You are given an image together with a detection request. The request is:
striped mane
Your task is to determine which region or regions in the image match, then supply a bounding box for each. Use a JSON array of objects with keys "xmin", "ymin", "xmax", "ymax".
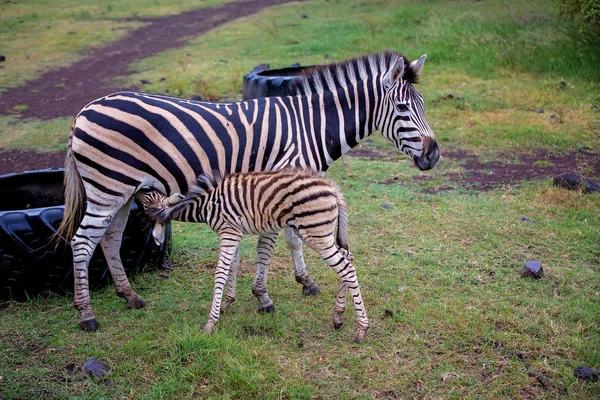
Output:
[{"xmin": 289, "ymin": 52, "xmax": 418, "ymax": 95}]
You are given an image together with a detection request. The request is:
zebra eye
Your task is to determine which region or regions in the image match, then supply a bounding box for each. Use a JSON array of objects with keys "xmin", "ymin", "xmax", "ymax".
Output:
[{"xmin": 396, "ymin": 103, "xmax": 409, "ymax": 112}]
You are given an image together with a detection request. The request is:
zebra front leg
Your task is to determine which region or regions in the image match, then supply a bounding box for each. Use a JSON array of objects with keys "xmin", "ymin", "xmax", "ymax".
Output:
[
  {"xmin": 221, "ymin": 246, "xmax": 240, "ymax": 313},
  {"xmin": 284, "ymin": 227, "xmax": 320, "ymax": 296},
  {"xmin": 204, "ymin": 236, "xmax": 240, "ymax": 333},
  {"xmin": 252, "ymin": 232, "xmax": 278, "ymax": 313},
  {"xmin": 71, "ymin": 207, "xmax": 117, "ymax": 331},
  {"xmin": 99, "ymin": 197, "xmax": 146, "ymax": 310}
]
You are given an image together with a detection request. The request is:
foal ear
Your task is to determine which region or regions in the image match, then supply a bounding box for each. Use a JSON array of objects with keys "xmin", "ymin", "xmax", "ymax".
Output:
[
  {"xmin": 383, "ymin": 57, "xmax": 405, "ymax": 88},
  {"xmin": 409, "ymin": 54, "xmax": 427, "ymax": 76}
]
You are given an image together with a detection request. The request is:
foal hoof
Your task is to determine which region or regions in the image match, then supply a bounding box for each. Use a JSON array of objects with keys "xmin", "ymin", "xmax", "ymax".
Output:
[
  {"xmin": 79, "ymin": 318, "xmax": 99, "ymax": 332},
  {"xmin": 302, "ymin": 284, "xmax": 321, "ymax": 296},
  {"xmin": 257, "ymin": 304, "xmax": 275, "ymax": 314},
  {"xmin": 333, "ymin": 320, "xmax": 343, "ymax": 330},
  {"xmin": 353, "ymin": 329, "xmax": 368, "ymax": 344},
  {"xmin": 126, "ymin": 296, "xmax": 146, "ymax": 309}
]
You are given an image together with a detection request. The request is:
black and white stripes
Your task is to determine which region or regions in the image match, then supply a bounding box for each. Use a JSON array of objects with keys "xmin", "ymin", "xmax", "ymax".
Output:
[
  {"xmin": 136, "ymin": 169, "xmax": 369, "ymax": 343},
  {"xmin": 58, "ymin": 51, "xmax": 439, "ymax": 331}
]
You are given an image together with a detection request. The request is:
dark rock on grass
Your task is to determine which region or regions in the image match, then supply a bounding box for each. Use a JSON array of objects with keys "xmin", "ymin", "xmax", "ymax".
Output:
[
  {"xmin": 574, "ymin": 366, "xmax": 598, "ymax": 382},
  {"xmin": 381, "ymin": 204, "xmax": 392, "ymax": 210},
  {"xmin": 160, "ymin": 77, "xmax": 166, "ymax": 82},
  {"xmin": 521, "ymin": 260, "xmax": 543, "ymax": 279},
  {"xmin": 553, "ymin": 172, "xmax": 600, "ymax": 194},
  {"xmin": 537, "ymin": 109, "xmax": 544, "ymax": 113},
  {"xmin": 519, "ymin": 216, "xmax": 538, "ymax": 224},
  {"xmin": 384, "ymin": 309, "xmax": 394, "ymax": 318},
  {"xmin": 140, "ymin": 79, "xmax": 151, "ymax": 84},
  {"xmin": 83, "ymin": 358, "xmax": 110, "ymax": 379},
  {"xmin": 0, "ymin": 55, "xmax": 5, "ymax": 62}
]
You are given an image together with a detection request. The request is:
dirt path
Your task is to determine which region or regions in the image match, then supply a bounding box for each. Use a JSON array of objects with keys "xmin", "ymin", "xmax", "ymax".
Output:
[{"xmin": 0, "ymin": 0, "xmax": 301, "ymax": 120}]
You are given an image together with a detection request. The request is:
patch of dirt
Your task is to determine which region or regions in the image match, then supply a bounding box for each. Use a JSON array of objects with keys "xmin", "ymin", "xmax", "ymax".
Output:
[{"xmin": 0, "ymin": 0, "xmax": 302, "ymax": 120}]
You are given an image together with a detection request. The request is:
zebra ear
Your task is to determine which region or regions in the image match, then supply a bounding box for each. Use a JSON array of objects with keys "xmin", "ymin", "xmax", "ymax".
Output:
[
  {"xmin": 383, "ymin": 57, "xmax": 405, "ymax": 88},
  {"xmin": 410, "ymin": 54, "xmax": 427, "ymax": 76}
]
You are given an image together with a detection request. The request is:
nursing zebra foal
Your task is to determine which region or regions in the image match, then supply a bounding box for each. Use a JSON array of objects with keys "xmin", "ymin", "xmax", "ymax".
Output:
[
  {"xmin": 135, "ymin": 169, "xmax": 369, "ymax": 343},
  {"xmin": 58, "ymin": 51, "xmax": 440, "ymax": 331}
]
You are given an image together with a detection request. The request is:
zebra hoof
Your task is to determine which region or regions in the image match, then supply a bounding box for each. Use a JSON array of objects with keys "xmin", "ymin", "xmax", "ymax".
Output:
[
  {"xmin": 302, "ymin": 284, "xmax": 321, "ymax": 296},
  {"xmin": 126, "ymin": 296, "xmax": 146, "ymax": 309},
  {"xmin": 257, "ymin": 304, "xmax": 275, "ymax": 314},
  {"xmin": 333, "ymin": 320, "xmax": 343, "ymax": 330},
  {"xmin": 79, "ymin": 318, "xmax": 99, "ymax": 332},
  {"xmin": 353, "ymin": 328, "xmax": 368, "ymax": 344}
]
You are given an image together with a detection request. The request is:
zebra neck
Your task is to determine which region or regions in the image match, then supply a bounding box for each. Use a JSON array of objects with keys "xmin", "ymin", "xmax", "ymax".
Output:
[{"xmin": 313, "ymin": 84, "xmax": 375, "ymax": 166}]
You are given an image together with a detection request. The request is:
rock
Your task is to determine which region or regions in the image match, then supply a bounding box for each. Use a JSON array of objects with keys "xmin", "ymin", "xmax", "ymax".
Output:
[
  {"xmin": 381, "ymin": 204, "xmax": 392, "ymax": 210},
  {"xmin": 521, "ymin": 260, "xmax": 543, "ymax": 279},
  {"xmin": 0, "ymin": 55, "xmax": 5, "ymax": 62},
  {"xmin": 290, "ymin": 62, "xmax": 301, "ymax": 68},
  {"xmin": 301, "ymin": 14, "xmax": 308, "ymax": 18},
  {"xmin": 519, "ymin": 216, "xmax": 538, "ymax": 224},
  {"xmin": 140, "ymin": 79, "xmax": 151, "ymax": 84},
  {"xmin": 384, "ymin": 309, "xmax": 394, "ymax": 318},
  {"xmin": 159, "ymin": 77, "xmax": 166, "ymax": 82},
  {"xmin": 553, "ymin": 172, "xmax": 600, "ymax": 194},
  {"xmin": 574, "ymin": 366, "xmax": 598, "ymax": 382},
  {"xmin": 191, "ymin": 95, "xmax": 203, "ymax": 101},
  {"xmin": 537, "ymin": 109, "xmax": 544, "ymax": 113},
  {"xmin": 82, "ymin": 358, "xmax": 110, "ymax": 379}
]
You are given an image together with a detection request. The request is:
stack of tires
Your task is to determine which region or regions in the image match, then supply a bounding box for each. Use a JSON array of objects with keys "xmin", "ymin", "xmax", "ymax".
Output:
[{"xmin": 0, "ymin": 169, "xmax": 170, "ymax": 300}]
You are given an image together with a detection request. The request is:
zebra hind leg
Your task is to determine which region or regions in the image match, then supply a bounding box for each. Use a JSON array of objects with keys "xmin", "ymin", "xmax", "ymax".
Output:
[
  {"xmin": 71, "ymin": 206, "xmax": 121, "ymax": 331},
  {"xmin": 284, "ymin": 227, "xmax": 321, "ymax": 296},
  {"xmin": 303, "ymin": 235, "xmax": 369, "ymax": 344},
  {"xmin": 99, "ymin": 197, "xmax": 146, "ymax": 309},
  {"xmin": 252, "ymin": 232, "xmax": 278, "ymax": 313}
]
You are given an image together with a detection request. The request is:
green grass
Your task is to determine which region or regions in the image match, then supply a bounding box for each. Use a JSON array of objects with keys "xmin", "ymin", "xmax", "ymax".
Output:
[{"xmin": 1, "ymin": 0, "xmax": 599, "ymax": 398}]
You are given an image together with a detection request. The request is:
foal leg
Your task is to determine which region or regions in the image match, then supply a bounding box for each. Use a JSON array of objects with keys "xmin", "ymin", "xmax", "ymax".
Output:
[
  {"xmin": 304, "ymin": 236, "xmax": 369, "ymax": 343},
  {"xmin": 252, "ymin": 232, "xmax": 278, "ymax": 313},
  {"xmin": 204, "ymin": 236, "xmax": 240, "ymax": 332},
  {"xmin": 99, "ymin": 197, "xmax": 146, "ymax": 309},
  {"xmin": 284, "ymin": 227, "xmax": 320, "ymax": 296},
  {"xmin": 221, "ymin": 246, "xmax": 240, "ymax": 313}
]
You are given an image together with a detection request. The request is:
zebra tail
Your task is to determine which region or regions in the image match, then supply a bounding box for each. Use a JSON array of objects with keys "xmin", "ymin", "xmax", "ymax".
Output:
[
  {"xmin": 334, "ymin": 189, "xmax": 349, "ymax": 251},
  {"xmin": 55, "ymin": 131, "xmax": 86, "ymax": 244}
]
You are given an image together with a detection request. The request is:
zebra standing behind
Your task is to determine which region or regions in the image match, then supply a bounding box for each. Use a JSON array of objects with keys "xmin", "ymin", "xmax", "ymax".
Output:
[
  {"xmin": 58, "ymin": 51, "xmax": 440, "ymax": 331},
  {"xmin": 135, "ymin": 168, "xmax": 368, "ymax": 343}
]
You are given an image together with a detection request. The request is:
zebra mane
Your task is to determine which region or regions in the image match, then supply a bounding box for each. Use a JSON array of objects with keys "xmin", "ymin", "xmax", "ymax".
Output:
[{"xmin": 288, "ymin": 52, "xmax": 418, "ymax": 95}]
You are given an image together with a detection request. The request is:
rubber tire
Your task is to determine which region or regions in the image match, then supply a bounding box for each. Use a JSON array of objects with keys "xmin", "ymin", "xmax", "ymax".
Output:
[
  {"xmin": 242, "ymin": 63, "xmax": 318, "ymax": 100},
  {"xmin": 0, "ymin": 168, "xmax": 170, "ymax": 300}
]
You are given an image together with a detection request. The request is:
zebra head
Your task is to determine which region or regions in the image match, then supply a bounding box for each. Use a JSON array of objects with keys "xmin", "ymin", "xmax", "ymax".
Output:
[{"xmin": 379, "ymin": 54, "xmax": 440, "ymax": 171}]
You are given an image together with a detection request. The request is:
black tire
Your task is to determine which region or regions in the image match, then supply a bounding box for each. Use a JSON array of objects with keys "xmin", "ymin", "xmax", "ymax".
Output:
[
  {"xmin": 242, "ymin": 63, "xmax": 318, "ymax": 100},
  {"xmin": 0, "ymin": 168, "xmax": 170, "ymax": 300}
]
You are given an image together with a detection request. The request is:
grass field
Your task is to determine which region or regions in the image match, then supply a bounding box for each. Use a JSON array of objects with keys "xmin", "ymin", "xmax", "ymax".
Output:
[{"xmin": 1, "ymin": 0, "xmax": 599, "ymax": 398}]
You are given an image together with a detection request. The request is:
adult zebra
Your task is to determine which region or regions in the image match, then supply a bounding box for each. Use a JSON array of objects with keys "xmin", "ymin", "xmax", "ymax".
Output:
[{"xmin": 59, "ymin": 51, "xmax": 440, "ymax": 331}]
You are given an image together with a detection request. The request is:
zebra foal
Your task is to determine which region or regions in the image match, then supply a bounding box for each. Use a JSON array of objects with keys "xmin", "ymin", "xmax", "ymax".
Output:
[{"xmin": 135, "ymin": 169, "xmax": 369, "ymax": 343}]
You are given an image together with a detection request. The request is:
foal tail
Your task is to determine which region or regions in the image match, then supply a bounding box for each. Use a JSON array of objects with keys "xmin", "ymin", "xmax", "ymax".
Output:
[
  {"xmin": 56, "ymin": 128, "xmax": 86, "ymax": 243},
  {"xmin": 334, "ymin": 189, "xmax": 349, "ymax": 252}
]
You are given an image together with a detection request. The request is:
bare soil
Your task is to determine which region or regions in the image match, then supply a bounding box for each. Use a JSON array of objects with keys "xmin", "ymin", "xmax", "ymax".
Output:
[{"xmin": 0, "ymin": 0, "xmax": 300, "ymax": 120}]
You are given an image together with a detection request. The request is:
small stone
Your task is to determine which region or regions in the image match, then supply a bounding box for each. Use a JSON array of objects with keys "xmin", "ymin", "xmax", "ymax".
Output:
[
  {"xmin": 574, "ymin": 366, "xmax": 598, "ymax": 382},
  {"xmin": 519, "ymin": 216, "xmax": 538, "ymax": 224},
  {"xmin": 82, "ymin": 358, "xmax": 110, "ymax": 379},
  {"xmin": 301, "ymin": 14, "xmax": 308, "ymax": 18},
  {"xmin": 521, "ymin": 260, "xmax": 543, "ymax": 279},
  {"xmin": 537, "ymin": 109, "xmax": 544, "ymax": 113},
  {"xmin": 140, "ymin": 79, "xmax": 151, "ymax": 84},
  {"xmin": 159, "ymin": 77, "xmax": 166, "ymax": 82},
  {"xmin": 324, "ymin": 54, "xmax": 330, "ymax": 59},
  {"xmin": 290, "ymin": 62, "xmax": 301, "ymax": 68},
  {"xmin": 384, "ymin": 309, "xmax": 394, "ymax": 318},
  {"xmin": 191, "ymin": 95, "xmax": 203, "ymax": 101},
  {"xmin": 381, "ymin": 204, "xmax": 392, "ymax": 210},
  {"xmin": 0, "ymin": 55, "xmax": 6, "ymax": 62},
  {"xmin": 297, "ymin": 340, "xmax": 304, "ymax": 349},
  {"xmin": 185, "ymin": 52, "xmax": 192, "ymax": 56}
]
